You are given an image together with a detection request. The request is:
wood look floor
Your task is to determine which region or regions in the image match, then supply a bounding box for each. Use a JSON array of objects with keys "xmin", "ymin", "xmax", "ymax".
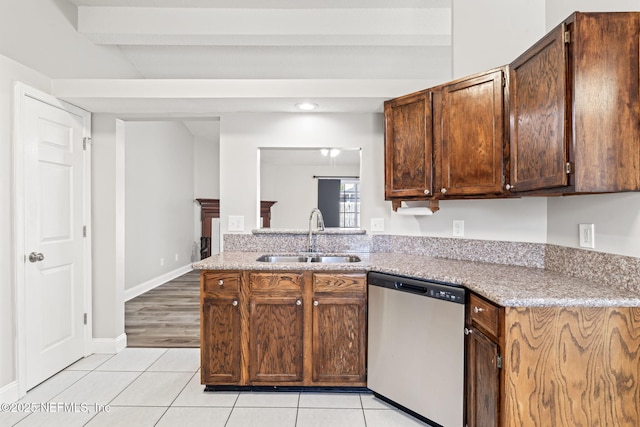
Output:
[{"xmin": 125, "ymin": 270, "xmax": 200, "ymax": 348}]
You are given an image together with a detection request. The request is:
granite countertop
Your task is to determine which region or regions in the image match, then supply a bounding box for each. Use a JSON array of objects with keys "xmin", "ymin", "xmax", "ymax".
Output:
[{"xmin": 192, "ymin": 252, "xmax": 640, "ymax": 308}]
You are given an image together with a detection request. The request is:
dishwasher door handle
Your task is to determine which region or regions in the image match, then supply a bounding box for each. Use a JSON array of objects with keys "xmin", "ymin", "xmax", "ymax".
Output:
[{"xmin": 394, "ymin": 282, "xmax": 428, "ymax": 295}]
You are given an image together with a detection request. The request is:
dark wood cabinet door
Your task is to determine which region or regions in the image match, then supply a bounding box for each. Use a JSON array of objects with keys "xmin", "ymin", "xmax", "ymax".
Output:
[
  {"xmin": 201, "ymin": 296, "xmax": 241, "ymax": 384},
  {"xmin": 441, "ymin": 69, "xmax": 506, "ymax": 196},
  {"xmin": 311, "ymin": 296, "xmax": 366, "ymax": 384},
  {"xmin": 466, "ymin": 327, "xmax": 500, "ymax": 427},
  {"xmin": 384, "ymin": 91, "xmax": 433, "ymax": 199},
  {"xmin": 509, "ymin": 24, "xmax": 569, "ymax": 192},
  {"xmin": 249, "ymin": 296, "xmax": 304, "ymax": 383}
]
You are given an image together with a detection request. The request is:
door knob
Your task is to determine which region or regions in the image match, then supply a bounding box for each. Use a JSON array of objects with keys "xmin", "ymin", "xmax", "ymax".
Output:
[{"xmin": 28, "ymin": 252, "xmax": 44, "ymax": 263}]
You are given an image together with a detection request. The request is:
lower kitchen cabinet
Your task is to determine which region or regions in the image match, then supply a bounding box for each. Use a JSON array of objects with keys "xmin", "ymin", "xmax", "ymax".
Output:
[
  {"xmin": 201, "ymin": 272, "xmax": 242, "ymax": 385},
  {"xmin": 466, "ymin": 291, "xmax": 640, "ymax": 426},
  {"xmin": 249, "ymin": 295, "xmax": 304, "ymax": 383},
  {"xmin": 200, "ymin": 269, "xmax": 367, "ymax": 387},
  {"xmin": 466, "ymin": 292, "xmax": 502, "ymax": 427},
  {"xmin": 466, "ymin": 325, "xmax": 500, "ymax": 427},
  {"xmin": 311, "ymin": 273, "xmax": 367, "ymax": 384}
]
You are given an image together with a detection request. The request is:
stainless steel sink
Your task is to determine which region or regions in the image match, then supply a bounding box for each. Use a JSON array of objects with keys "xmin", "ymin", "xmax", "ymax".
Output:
[
  {"xmin": 256, "ymin": 254, "xmax": 361, "ymax": 263},
  {"xmin": 255, "ymin": 255, "xmax": 308, "ymax": 263},
  {"xmin": 309, "ymin": 255, "xmax": 361, "ymax": 263}
]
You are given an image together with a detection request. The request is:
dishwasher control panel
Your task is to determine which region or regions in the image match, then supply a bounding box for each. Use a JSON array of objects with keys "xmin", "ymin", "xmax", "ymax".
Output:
[{"xmin": 428, "ymin": 288, "xmax": 464, "ymax": 303}]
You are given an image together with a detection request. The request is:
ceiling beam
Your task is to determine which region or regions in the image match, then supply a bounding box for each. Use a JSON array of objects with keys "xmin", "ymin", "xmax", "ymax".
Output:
[{"xmin": 78, "ymin": 6, "xmax": 451, "ymax": 46}]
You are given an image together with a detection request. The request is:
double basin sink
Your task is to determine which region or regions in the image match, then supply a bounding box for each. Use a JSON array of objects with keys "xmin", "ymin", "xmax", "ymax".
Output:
[{"xmin": 256, "ymin": 254, "xmax": 361, "ymax": 263}]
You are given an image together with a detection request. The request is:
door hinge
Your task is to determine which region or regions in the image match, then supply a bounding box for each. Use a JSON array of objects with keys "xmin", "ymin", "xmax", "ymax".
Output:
[
  {"xmin": 83, "ymin": 137, "xmax": 91, "ymax": 150},
  {"xmin": 502, "ymin": 76, "xmax": 506, "ymax": 87},
  {"xmin": 565, "ymin": 162, "xmax": 574, "ymax": 174},
  {"xmin": 83, "ymin": 225, "xmax": 87, "ymax": 237},
  {"xmin": 563, "ymin": 30, "xmax": 571, "ymax": 44},
  {"xmin": 83, "ymin": 313, "xmax": 87, "ymax": 325},
  {"xmin": 497, "ymin": 354, "xmax": 503, "ymax": 369}
]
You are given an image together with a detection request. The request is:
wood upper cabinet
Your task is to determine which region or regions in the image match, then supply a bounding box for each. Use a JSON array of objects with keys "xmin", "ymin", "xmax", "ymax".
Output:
[
  {"xmin": 311, "ymin": 273, "xmax": 367, "ymax": 384},
  {"xmin": 201, "ymin": 272, "xmax": 241, "ymax": 384},
  {"xmin": 439, "ymin": 68, "xmax": 507, "ymax": 196},
  {"xmin": 509, "ymin": 12, "xmax": 640, "ymax": 193},
  {"xmin": 384, "ymin": 90, "xmax": 433, "ymax": 199}
]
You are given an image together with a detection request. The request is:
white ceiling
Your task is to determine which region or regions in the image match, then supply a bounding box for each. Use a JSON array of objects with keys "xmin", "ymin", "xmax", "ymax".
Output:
[{"xmin": 51, "ymin": 0, "xmax": 452, "ymax": 122}]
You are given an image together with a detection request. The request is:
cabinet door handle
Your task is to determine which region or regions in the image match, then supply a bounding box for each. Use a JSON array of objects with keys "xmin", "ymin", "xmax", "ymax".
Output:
[
  {"xmin": 218, "ymin": 280, "xmax": 224, "ymax": 286},
  {"xmin": 464, "ymin": 328, "xmax": 473, "ymax": 335},
  {"xmin": 506, "ymin": 184, "xmax": 514, "ymax": 190},
  {"xmin": 441, "ymin": 188, "xmax": 447, "ymax": 194},
  {"xmin": 232, "ymin": 300, "xmax": 238, "ymax": 306},
  {"xmin": 423, "ymin": 189, "xmax": 430, "ymax": 195},
  {"xmin": 296, "ymin": 300, "xmax": 302, "ymax": 306},
  {"xmin": 313, "ymin": 301, "xmax": 319, "ymax": 306},
  {"xmin": 473, "ymin": 306, "xmax": 484, "ymax": 313}
]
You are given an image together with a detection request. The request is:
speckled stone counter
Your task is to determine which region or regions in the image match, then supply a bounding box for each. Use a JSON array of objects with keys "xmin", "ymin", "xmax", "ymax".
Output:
[{"xmin": 192, "ymin": 252, "xmax": 640, "ymax": 308}]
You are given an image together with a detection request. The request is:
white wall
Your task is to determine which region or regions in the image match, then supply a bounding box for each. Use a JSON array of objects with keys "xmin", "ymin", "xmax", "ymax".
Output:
[
  {"xmin": 546, "ymin": 0, "xmax": 640, "ymax": 32},
  {"xmin": 452, "ymin": 0, "xmax": 546, "ymax": 78},
  {"xmin": 220, "ymin": 113, "xmax": 380, "ymax": 236},
  {"xmin": 0, "ymin": 0, "xmax": 140, "ymax": 78},
  {"xmin": 261, "ymin": 162, "xmax": 359, "ymax": 229},
  {"xmin": 124, "ymin": 121, "xmax": 195, "ymax": 290},
  {"xmin": 0, "ymin": 54, "xmax": 51, "ymax": 401},
  {"xmin": 193, "ymin": 127, "xmax": 220, "ymax": 248}
]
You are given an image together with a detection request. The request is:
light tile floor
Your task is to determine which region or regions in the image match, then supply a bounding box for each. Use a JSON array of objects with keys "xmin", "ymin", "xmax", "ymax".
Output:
[{"xmin": 1, "ymin": 348, "xmax": 431, "ymax": 427}]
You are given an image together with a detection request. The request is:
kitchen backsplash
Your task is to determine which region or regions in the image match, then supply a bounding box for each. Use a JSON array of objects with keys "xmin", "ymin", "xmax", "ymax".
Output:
[{"xmin": 222, "ymin": 233, "xmax": 639, "ymax": 294}]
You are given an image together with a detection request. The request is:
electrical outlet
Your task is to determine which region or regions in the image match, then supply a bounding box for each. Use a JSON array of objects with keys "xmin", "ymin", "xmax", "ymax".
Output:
[
  {"xmin": 371, "ymin": 218, "xmax": 385, "ymax": 232},
  {"xmin": 228, "ymin": 215, "xmax": 245, "ymax": 232},
  {"xmin": 579, "ymin": 223, "xmax": 595, "ymax": 248},
  {"xmin": 175, "ymin": 253, "xmax": 179, "ymax": 262},
  {"xmin": 160, "ymin": 258, "xmax": 165, "ymax": 266},
  {"xmin": 452, "ymin": 220, "xmax": 464, "ymax": 237}
]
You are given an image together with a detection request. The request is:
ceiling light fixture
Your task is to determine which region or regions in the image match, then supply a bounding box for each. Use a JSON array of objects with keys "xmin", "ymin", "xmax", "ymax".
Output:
[
  {"xmin": 320, "ymin": 148, "xmax": 340, "ymax": 157},
  {"xmin": 296, "ymin": 102, "xmax": 318, "ymax": 111}
]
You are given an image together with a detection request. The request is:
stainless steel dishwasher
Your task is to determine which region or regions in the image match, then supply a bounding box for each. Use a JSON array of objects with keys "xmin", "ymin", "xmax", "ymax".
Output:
[{"xmin": 367, "ymin": 271, "xmax": 466, "ymax": 427}]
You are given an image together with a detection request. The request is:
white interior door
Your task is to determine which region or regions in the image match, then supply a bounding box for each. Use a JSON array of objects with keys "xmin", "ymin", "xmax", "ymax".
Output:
[{"xmin": 23, "ymin": 95, "xmax": 87, "ymax": 390}]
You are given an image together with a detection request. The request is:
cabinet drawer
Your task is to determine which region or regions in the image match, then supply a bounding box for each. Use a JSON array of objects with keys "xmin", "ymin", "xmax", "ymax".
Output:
[
  {"xmin": 202, "ymin": 271, "xmax": 240, "ymax": 295},
  {"xmin": 249, "ymin": 272, "xmax": 303, "ymax": 292},
  {"xmin": 313, "ymin": 273, "xmax": 366, "ymax": 293},
  {"xmin": 469, "ymin": 293, "xmax": 501, "ymax": 338}
]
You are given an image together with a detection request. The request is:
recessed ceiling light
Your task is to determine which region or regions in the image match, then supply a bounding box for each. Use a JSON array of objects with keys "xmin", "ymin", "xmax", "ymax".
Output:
[{"xmin": 296, "ymin": 102, "xmax": 318, "ymax": 111}]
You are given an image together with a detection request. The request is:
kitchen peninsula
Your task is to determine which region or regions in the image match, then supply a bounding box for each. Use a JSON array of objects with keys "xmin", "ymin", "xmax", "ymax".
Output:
[{"xmin": 194, "ymin": 247, "xmax": 640, "ymax": 426}]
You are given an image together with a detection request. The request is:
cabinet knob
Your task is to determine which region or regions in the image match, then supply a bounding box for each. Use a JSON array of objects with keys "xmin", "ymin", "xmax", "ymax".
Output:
[
  {"xmin": 464, "ymin": 328, "xmax": 473, "ymax": 335},
  {"xmin": 423, "ymin": 189, "xmax": 430, "ymax": 195},
  {"xmin": 296, "ymin": 300, "xmax": 302, "ymax": 306},
  {"xmin": 313, "ymin": 301, "xmax": 319, "ymax": 306},
  {"xmin": 218, "ymin": 279, "xmax": 224, "ymax": 286},
  {"xmin": 441, "ymin": 188, "xmax": 447, "ymax": 194},
  {"xmin": 232, "ymin": 300, "xmax": 238, "ymax": 306},
  {"xmin": 473, "ymin": 306, "xmax": 484, "ymax": 313},
  {"xmin": 506, "ymin": 184, "xmax": 514, "ymax": 190}
]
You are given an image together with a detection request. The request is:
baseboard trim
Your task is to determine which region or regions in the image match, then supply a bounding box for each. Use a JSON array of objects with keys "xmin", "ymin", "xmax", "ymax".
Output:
[
  {"xmin": 91, "ymin": 333, "xmax": 127, "ymax": 354},
  {"xmin": 124, "ymin": 264, "xmax": 193, "ymax": 302},
  {"xmin": 0, "ymin": 380, "xmax": 20, "ymax": 403}
]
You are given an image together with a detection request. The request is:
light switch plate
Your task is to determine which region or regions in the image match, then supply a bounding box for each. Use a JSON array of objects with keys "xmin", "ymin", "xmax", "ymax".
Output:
[
  {"xmin": 579, "ymin": 223, "xmax": 595, "ymax": 248},
  {"xmin": 452, "ymin": 220, "xmax": 464, "ymax": 237},
  {"xmin": 371, "ymin": 218, "xmax": 385, "ymax": 232},
  {"xmin": 228, "ymin": 215, "xmax": 245, "ymax": 232}
]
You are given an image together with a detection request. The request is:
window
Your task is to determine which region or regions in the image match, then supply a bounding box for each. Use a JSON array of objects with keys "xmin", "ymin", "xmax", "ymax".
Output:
[{"xmin": 318, "ymin": 177, "xmax": 360, "ymax": 228}]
